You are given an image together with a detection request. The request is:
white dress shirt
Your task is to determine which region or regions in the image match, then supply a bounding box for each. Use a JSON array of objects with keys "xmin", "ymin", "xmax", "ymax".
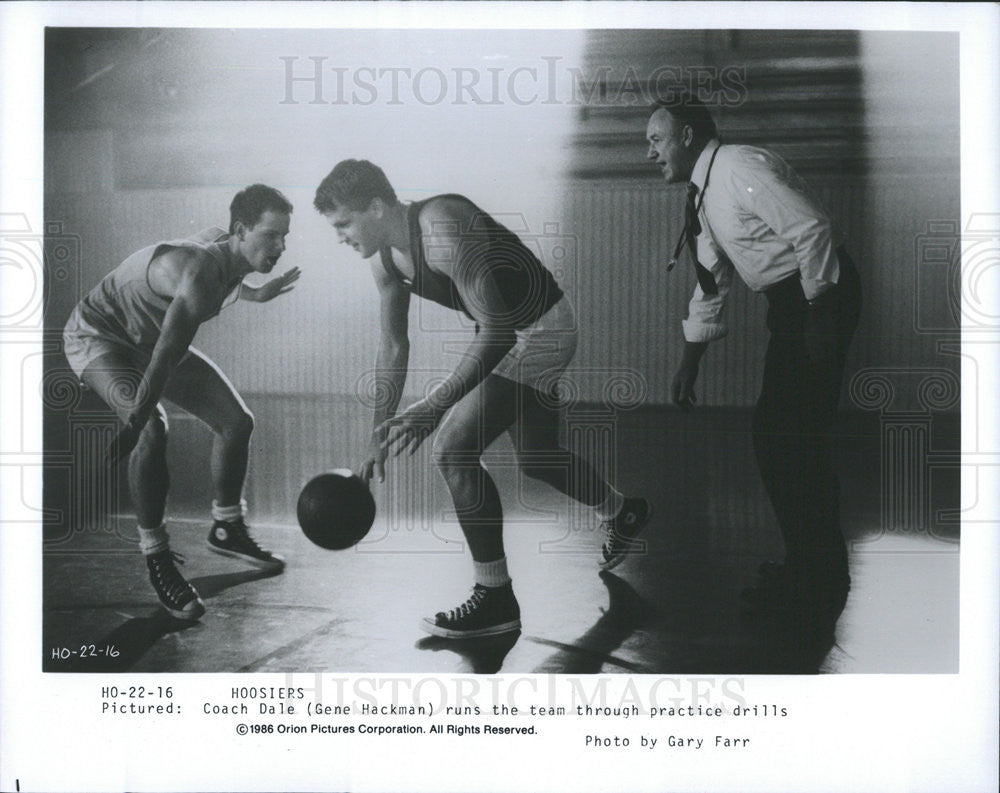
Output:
[{"xmin": 682, "ymin": 139, "xmax": 843, "ymax": 343}]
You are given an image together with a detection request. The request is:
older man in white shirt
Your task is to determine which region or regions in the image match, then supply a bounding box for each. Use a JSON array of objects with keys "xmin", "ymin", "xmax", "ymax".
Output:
[{"xmin": 646, "ymin": 93, "xmax": 862, "ymax": 637}]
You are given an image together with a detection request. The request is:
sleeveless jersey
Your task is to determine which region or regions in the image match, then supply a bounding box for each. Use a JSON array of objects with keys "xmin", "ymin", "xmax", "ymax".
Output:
[
  {"xmin": 71, "ymin": 227, "xmax": 243, "ymax": 348},
  {"xmin": 378, "ymin": 195, "xmax": 563, "ymax": 330}
]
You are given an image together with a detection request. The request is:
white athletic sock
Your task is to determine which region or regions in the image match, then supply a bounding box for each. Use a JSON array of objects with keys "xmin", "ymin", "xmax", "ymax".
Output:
[
  {"xmin": 594, "ymin": 488, "xmax": 625, "ymax": 521},
  {"xmin": 137, "ymin": 523, "xmax": 170, "ymax": 556},
  {"xmin": 474, "ymin": 557, "xmax": 511, "ymax": 588},
  {"xmin": 212, "ymin": 499, "xmax": 247, "ymax": 523}
]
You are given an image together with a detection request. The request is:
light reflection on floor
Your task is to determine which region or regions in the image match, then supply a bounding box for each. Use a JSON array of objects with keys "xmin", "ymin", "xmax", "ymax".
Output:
[
  {"xmin": 824, "ymin": 533, "xmax": 959, "ymax": 673},
  {"xmin": 42, "ymin": 511, "xmax": 959, "ymax": 675},
  {"xmin": 42, "ymin": 408, "xmax": 961, "ymax": 674}
]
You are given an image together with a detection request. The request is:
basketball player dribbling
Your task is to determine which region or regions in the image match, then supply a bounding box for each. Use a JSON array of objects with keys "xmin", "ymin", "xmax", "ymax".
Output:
[{"xmin": 314, "ymin": 160, "xmax": 652, "ymax": 639}]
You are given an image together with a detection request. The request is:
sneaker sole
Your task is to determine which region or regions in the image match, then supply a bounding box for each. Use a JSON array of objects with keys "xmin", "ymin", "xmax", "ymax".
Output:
[
  {"xmin": 208, "ymin": 544, "xmax": 286, "ymax": 572},
  {"xmin": 598, "ymin": 501, "xmax": 653, "ymax": 572},
  {"xmin": 419, "ymin": 617, "xmax": 521, "ymax": 639},
  {"xmin": 160, "ymin": 598, "xmax": 206, "ymax": 622}
]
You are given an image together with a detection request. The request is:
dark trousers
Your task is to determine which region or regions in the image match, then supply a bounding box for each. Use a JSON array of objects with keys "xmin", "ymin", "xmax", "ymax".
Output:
[{"xmin": 752, "ymin": 251, "xmax": 862, "ymax": 581}]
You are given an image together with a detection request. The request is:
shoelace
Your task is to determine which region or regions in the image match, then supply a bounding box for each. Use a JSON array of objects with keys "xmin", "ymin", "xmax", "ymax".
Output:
[
  {"xmin": 602, "ymin": 519, "xmax": 626, "ymax": 547},
  {"xmin": 603, "ymin": 507, "xmax": 640, "ymax": 544},
  {"xmin": 446, "ymin": 587, "xmax": 487, "ymax": 621},
  {"xmin": 222, "ymin": 521, "xmax": 266, "ymax": 554},
  {"xmin": 149, "ymin": 552, "xmax": 193, "ymax": 603}
]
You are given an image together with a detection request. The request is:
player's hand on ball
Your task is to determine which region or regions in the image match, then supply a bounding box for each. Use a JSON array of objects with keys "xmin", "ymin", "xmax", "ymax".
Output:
[
  {"xmin": 359, "ymin": 433, "xmax": 388, "ymax": 484},
  {"xmin": 378, "ymin": 398, "xmax": 447, "ymax": 458},
  {"xmin": 256, "ymin": 267, "xmax": 301, "ymax": 302}
]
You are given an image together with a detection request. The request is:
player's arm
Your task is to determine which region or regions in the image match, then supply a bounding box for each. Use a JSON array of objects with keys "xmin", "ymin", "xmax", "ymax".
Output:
[
  {"xmin": 238, "ymin": 267, "xmax": 301, "ymax": 302},
  {"xmin": 360, "ymin": 259, "xmax": 411, "ymax": 482},
  {"xmin": 137, "ymin": 252, "xmax": 219, "ymax": 412},
  {"xmin": 371, "ymin": 259, "xmax": 411, "ymax": 426},
  {"xmin": 420, "ymin": 200, "xmax": 517, "ymax": 411},
  {"xmin": 106, "ymin": 250, "xmax": 219, "ymax": 464},
  {"xmin": 379, "ymin": 199, "xmax": 517, "ymax": 458},
  {"xmin": 672, "ymin": 341, "xmax": 708, "ymax": 410},
  {"xmin": 673, "ymin": 235, "xmax": 732, "ymax": 410}
]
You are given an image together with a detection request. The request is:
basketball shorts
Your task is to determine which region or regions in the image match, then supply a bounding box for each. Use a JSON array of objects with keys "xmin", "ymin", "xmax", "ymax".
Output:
[
  {"xmin": 62, "ymin": 306, "xmax": 154, "ymax": 379},
  {"xmin": 491, "ymin": 295, "xmax": 578, "ymax": 393}
]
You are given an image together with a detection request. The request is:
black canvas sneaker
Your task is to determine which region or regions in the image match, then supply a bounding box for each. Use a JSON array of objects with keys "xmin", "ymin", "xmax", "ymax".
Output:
[{"xmin": 421, "ymin": 583, "xmax": 521, "ymax": 639}]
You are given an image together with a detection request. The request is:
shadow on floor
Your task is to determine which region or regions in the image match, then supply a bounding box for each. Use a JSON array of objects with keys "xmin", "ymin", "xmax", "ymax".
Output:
[
  {"xmin": 530, "ymin": 572, "xmax": 657, "ymax": 673},
  {"xmin": 412, "ymin": 573, "xmax": 657, "ymax": 675},
  {"xmin": 190, "ymin": 566, "xmax": 284, "ymax": 599},
  {"xmin": 48, "ymin": 610, "xmax": 201, "ymax": 673},
  {"xmin": 416, "ymin": 633, "xmax": 522, "ymax": 674},
  {"xmin": 46, "ymin": 568, "xmax": 281, "ymax": 672},
  {"xmin": 738, "ymin": 608, "xmax": 840, "ymax": 675}
]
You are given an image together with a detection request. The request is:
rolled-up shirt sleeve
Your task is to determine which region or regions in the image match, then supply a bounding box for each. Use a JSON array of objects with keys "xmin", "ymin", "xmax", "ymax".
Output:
[
  {"xmin": 733, "ymin": 150, "xmax": 840, "ymax": 300},
  {"xmin": 681, "ymin": 233, "xmax": 734, "ymax": 342}
]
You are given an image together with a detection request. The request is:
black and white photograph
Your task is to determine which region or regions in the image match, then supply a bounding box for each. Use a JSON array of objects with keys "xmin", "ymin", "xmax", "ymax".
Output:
[{"xmin": 1, "ymin": 2, "xmax": 998, "ymax": 792}]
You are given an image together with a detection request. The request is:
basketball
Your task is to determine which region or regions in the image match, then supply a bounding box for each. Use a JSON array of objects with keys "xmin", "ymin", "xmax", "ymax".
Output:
[{"xmin": 297, "ymin": 469, "xmax": 376, "ymax": 550}]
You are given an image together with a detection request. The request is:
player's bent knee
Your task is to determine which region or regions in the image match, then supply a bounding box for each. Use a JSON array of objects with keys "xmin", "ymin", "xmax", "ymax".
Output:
[
  {"xmin": 431, "ymin": 439, "xmax": 456, "ymax": 473},
  {"xmin": 432, "ymin": 437, "xmax": 482, "ymax": 477},
  {"xmin": 135, "ymin": 408, "xmax": 169, "ymax": 457}
]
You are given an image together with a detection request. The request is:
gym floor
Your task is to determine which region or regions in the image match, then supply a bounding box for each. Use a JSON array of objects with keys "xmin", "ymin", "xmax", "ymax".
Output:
[{"xmin": 42, "ymin": 408, "xmax": 960, "ymax": 675}]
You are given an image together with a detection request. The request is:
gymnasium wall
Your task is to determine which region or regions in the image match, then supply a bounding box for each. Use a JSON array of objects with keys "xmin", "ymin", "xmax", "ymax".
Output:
[
  {"xmin": 42, "ymin": 28, "xmax": 962, "ymax": 526},
  {"xmin": 558, "ymin": 28, "xmax": 961, "ymax": 409},
  {"xmin": 44, "ymin": 162, "xmax": 961, "ymax": 410},
  {"xmin": 561, "ymin": 174, "xmax": 961, "ymax": 408},
  {"xmin": 44, "ymin": 28, "xmax": 961, "ymax": 411}
]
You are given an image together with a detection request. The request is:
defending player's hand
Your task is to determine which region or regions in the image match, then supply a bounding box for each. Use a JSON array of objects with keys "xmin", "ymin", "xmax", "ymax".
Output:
[
  {"xmin": 377, "ymin": 398, "xmax": 448, "ymax": 458},
  {"xmin": 254, "ymin": 267, "xmax": 301, "ymax": 302},
  {"xmin": 104, "ymin": 414, "xmax": 145, "ymax": 468},
  {"xmin": 671, "ymin": 364, "xmax": 699, "ymax": 411},
  {"xmin": 358, "ymin": 433, "xmax": 388, "ymax": 485}
]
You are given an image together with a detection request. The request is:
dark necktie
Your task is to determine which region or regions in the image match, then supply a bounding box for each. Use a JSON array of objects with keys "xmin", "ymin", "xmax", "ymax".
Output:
[{"xmin": 686, "ymin": 183, "xmax": 718, "ymax": 295}]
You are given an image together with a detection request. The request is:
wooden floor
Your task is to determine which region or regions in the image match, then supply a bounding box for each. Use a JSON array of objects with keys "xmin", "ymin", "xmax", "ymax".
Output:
[{"xmin": 42, "ymin": 409, "xmax": 960, "ymax": 675}]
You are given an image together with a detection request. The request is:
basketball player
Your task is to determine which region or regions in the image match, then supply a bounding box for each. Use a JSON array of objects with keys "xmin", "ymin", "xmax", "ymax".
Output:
[
  {"xmin": 63, "ymin": 184, "xmax": 299, "ymax": 621},
  {"xmin": 314, "ymin": 160, "xmax": 651, "ymax": 639}
]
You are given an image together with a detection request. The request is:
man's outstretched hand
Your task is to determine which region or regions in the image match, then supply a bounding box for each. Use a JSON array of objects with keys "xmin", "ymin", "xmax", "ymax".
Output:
[{"xmin": 249, "ymin": 267, "xmax": 301, "ymax": 302}]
